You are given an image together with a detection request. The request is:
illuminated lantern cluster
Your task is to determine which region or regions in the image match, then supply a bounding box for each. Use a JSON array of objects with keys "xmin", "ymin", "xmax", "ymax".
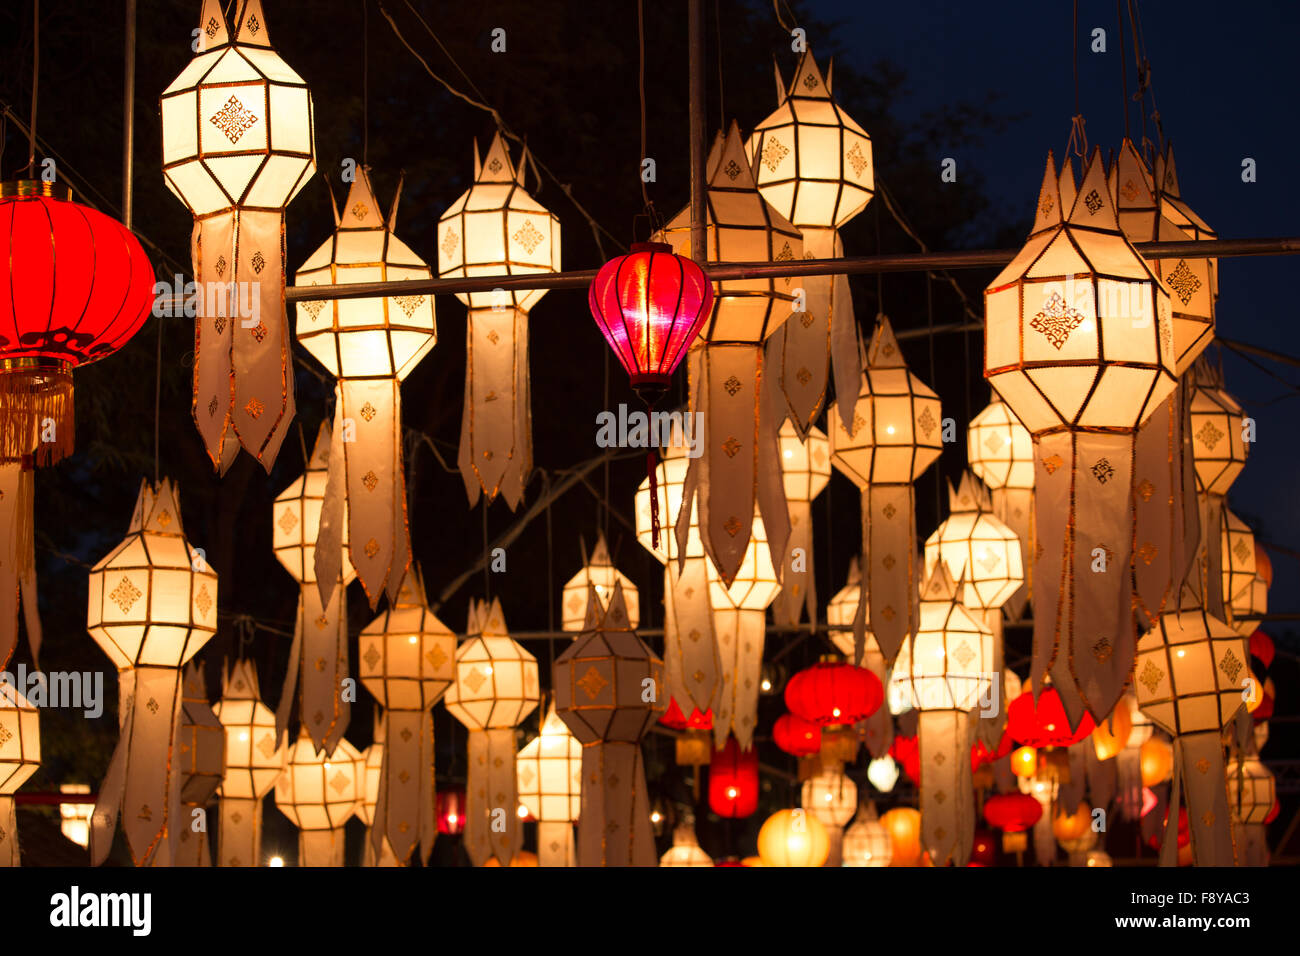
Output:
[
  {"xmin": 516, "ymin": 705, "xmax": 582, "ymax": 867},
  {"xmin": 213, "ymin": 659, "xmax": 283, "ymax": 867},
  {"xmin": 87, "ymin": 479, "xmax": 218, "ymax": 866},
  {"xmin": 757, "ymin": 808, "xmax": 830, "ymax": 867},
  {"xmin": 966, "ymin": 394, "xmax": 1035, "ymax": 618},
  {"xmin": 830, "ymin": 315, "xmax": 942, "ymax": 664},
  {"xmin": 296, "ymin": 166, "xmax": 436, "ymax": 606},
  {"xmin": 841, "ymin": 803, "xmax": 891, "ymax": 867},
  {"xmin": 662, "ymin": 121, "xmax": 800, "ymax": 586},
  {"xmin": 1227, "ymin": 754, "xmax": 1276, "ymax": 866},
  {"xmin": 560, "ymin": 533, "xmax": 640, "ymax": 632},
  {"xmin": 825, "ymin": 559, "xmax": 892, "ymax": 757},
  {"xmin": 444, "ymin": 598, "xmax": 539, "ymax": 866},
  {"xmin": 358, "ymin": 567, "xmax": 456, "ymax": 865},
  {"xmin": 274, "ymin": 731, "xmax": 364, "ymax": 866},
  {"xmin": 438, "ymin": 133, "xmax": 561, "ymax": 508},
  {"xmin": 772, "ymin": 423, "xmax": 832, "ymax": 627},
  {"xmin": 161, "ymin": 0, "xmax": 315, "ymax": 472},
  {"xmin": 272, "ymin": 423, "xmax": 354, "ymax": 752},
  {"xmin": 985, "ymin": 148, "xmax": 1175, "ymax": 727},
  {"xmin": 748, "ymin": 49, "xmax": 874, "ymax": 435},
  {"xmin": 554, "ymin": 583, "xmax": 664, "ymax": 866},
  {"xmin": 802, "ymin": 770, "xmax": 857, "ymax": 866}
]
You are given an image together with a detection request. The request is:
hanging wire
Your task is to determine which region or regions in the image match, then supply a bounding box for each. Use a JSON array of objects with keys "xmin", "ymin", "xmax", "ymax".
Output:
[
  {"xmin": 1125, "ymin": 0, "xmax": 1152, "ymax": 163},
  {"xmin": 1064, "ymin": 0, "xmax": 1088, "ymax": 159},
  {"xmin": 714, "ymin": 0, "xmax": 725, "ymax": 132},
  {"xmin": 22, "ymin": 0, "xmax": 39, "ymax": 175},
  {"xmin": 481, "ymin": 502, "xmax": 491, "ymax": 599},
  {"xmin": 1116, "ymin": 0, "xmax": 1130, "ymax": 141},
  {"xmin": 926, "ymin": 275, "xmax": 940, "ymax": 519},
  {"xmin": 772, "ymin": 0, "xmax": 798, "ymax": 32},
  {"xmin": 362, "ymin": 0, "xmax": 369, "ymax": 164},
  {"xmin": 1128, "ymin": 0, "xmax": 1164, "ymax": 155},
  {"xmin": 636, "ymin": 0, "xmax": 658, "ymax": 233},
  {"xmin": 153, "ymin": 313, "xmax": 163, "ymax": 483}
]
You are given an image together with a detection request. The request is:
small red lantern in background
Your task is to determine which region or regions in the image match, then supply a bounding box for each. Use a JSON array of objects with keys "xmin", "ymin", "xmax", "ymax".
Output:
[
  {"xmin": 1, "ymin": 181, "xmax": 154, "ymax": 463},
  {"xmin": 1250, "ymin": 630, "xmax": 1274, "ymax": 670},
  {"xmin": 1006, "ymin": 687, "xmax": 1095, "ymax": 748},
  {"xmin": 588, "ymin": 242, "xmax": 713, "ymax": 547},
  {"xmin": 785, "ymin": 661, "xmax": 882, "ymax": 726},
  {"xmin": 660, "ymin": 697, "xmax": 713, "ymax": 730},
  {"xmin": 969, "ymin": 829, "xmax": 996, "ymax": 866},
  {"xmin": 983, "ymin": 792, "xmax": 1043, "ymax": 832},
  {"xmin": 772, "ymin": 713, "xmax": 822, "ymax": 757},
  {"xmin": 437, "ymin": 788, "xmax": 467, "ymax": 835},
  {"xmin": 708, "ymin": 734, "xmax": 759, "ymax": 818},
  {"xmin": 889, "ymin": 735, "xmax": 920, "ymax": 785}
]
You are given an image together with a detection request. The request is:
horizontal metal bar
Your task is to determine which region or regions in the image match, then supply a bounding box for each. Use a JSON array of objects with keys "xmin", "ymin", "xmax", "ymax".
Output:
[{"xmin": 281, "ymin": 237, "xmax": 1300, "ymax": 302}]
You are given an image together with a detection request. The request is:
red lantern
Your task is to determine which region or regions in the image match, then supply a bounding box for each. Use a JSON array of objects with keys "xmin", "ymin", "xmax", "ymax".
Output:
[
  {"xmin": 785, "ymin": 662, "xmax": 882, "ymax": 726},
  {"xmin": 1006, "ymin": 687, "xmax": 1095, "ymax": 748},
  {"xmin": 660, "ymin": 697, "xmax": 713, "ymax": 731},
  {"xmin": 889, "ymin": 735, "xmax": 921, "ymax": 784},
  {"xmin": 1250, "ymin": 630, "xmax": 1274, "ymax": 670},
  {"xmin": 969, "ymin": 829, "xmax": 996, "ymax": 866},
  {"xmin": 436, "ymin": 788, "xmax": 467, "ymax": 835},
  {"xmin": 0, "ymin": 182, "xmax": 153, "ymax": 464},
  {"xmin": 772, "ymin": 712, "xmax": 822, "ymax": 757},
  {"xmin": 971, "ymin": 730, "xmax": 1013, "ymax": 772},
  {"xmin": 708, "ymin": 734, "xmax": 759, "ymax": 818},
  {"xmin": 983, "ymin": 793, "xmax": 1043, "ymax": 832},
  {"xmin": 587, "ymin": 242, "xmax": 713, "ymax": 408}
]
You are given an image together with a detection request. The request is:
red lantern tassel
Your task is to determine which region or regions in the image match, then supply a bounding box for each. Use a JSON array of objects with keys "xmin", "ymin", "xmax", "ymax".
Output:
[{"xmin": 648, "ymin": 447, "xmax": 661, "ymax": 551}]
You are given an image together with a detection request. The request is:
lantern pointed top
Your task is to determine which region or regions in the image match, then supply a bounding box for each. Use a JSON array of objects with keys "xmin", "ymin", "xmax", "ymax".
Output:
[
  {"xmin": 866, "ymin": 314, "xmax": 906, "ymax": 369},
  {"xmin": 588, "ymin": 530, "xmax": 614, "ymax": 568},
  {"xmin": 595, "ymin": 580, "xmax": 635, "ymax": 633},
  {"xmin": 947, "ymin": 472, "xmax": 992, "ymax": 514},
  {"xmin": 921, "ymin": 559, "xmax": 960, "ymax": 604},
  {"xmin": 223, "ymin": 657, "xmax": 262, "ymax": 700},
  {"xmin": 1067, "ymin": 148, "xmax": 1118, "ymax": 230},
  {"xmin": 1159, "ymin": 143, "xmax": 1181, "ymax": 198},
  {"xmin": 1114, "ymin": 138, "xmax": 1156, "ymax": 211},
  {"xmin": 182, "ymin": 661, "xmax": 208, "ymax": 701},
  {"xmin": 195, "ymin": 0, "xmax": 230, "ymax": 51},
  {"xmin": 233, "ymin": 0, "xmax": 273, "ymax": 48},
  {"xmin": 139, "ymin": 478, "xmax": 185, "ymax": 536},
  {"xmin": 539, "ymin": 701, "xmax": 570, "ymax": 736},
  {"xmin": 1031, "ymin": 152, "xmax": 1062, "ymax": 234},
  {"xmin": 340, "ymin": 166, "xmax": 382, "ymax": 229},
  {"xmin": 784, "ymin": 49, "xmax": 833, "ymax": 101},
  {"xmin": 390, "ymin": 563, "xmax": 429, "ymax": 610},
  {"xmin": 1058, "ymin": 155, "xmax": 1078, "ymax": 215},
  {"xmin": 706, "ymin": 121, "xmax": 758, "ymax": 190},
  {"xmin": 1190, "ymin": 353, "xmax": 1225, "ymax": 389},
  {"xmin": 475, "ymin": 131, "xmax": 525, "ymax": 186},
  {"xmin": 468, "ymin": 596, "xmax": 509, "ymax": 638}
]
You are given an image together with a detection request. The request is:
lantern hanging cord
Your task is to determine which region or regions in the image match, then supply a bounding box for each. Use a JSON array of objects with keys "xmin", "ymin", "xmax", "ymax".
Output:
[
  {"xmin": 1116, "ymin": 0, "xmax": 1130, "ymax": 141},
  {"xmin": 771, "ymin": 0, "xmax": 799, "ymax": 33},
  {"xmin": 636, "ymin": 0, "xmax": 656, "ymax": 229},
  {"xmin": 380, "ymin": 0, "xmax": 624, "ymax": 258},
  {"xmin": 362, "ymin": 0, "xmax": 369, "ymax": 165},
  {"xmin": 153, "ymin": 311, "xmax": 163, "ymax": 484},
  {"xmin": 22, "ymin": 0, "xmax": 39, "ymax": 176},
  {"xmin": 1064, "ymin": 0, "xmax": 1087, "ymax": 160},
  {"xmin": 714, "ymin": 0, "xmax": 725, "ymax": 134}
]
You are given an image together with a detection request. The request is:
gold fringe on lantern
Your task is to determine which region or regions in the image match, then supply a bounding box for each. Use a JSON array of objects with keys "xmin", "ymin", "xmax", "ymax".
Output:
[{"xmin": 0, "ymin": 364, "xmax": 74, "ymax": 465}]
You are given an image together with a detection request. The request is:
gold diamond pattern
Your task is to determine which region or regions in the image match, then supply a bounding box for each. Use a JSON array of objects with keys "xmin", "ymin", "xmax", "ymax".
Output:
[
  {"xmin": 364, "ymin": 538, "xmax": 380, "ymax": 558},
  {"xmin": 209, "ymin": 95, "xmax": 258, "ymax": 144},
  {"xmin": 847, "ymin": 141, "xmax": 868, "ymax": 178},
  {"xmin": 1197, "ymin": 420, "xmax": 1224, "ymax": 451},
  {"xmin": 363, "ymin": 644, "xmax": 381, "ymax": 669},
  {"xmin": 1166, "ymin": 260, "xmax": 1202, "ymax": 305},
  {"xmin": 1219, "ymin": 648, "xmax": 1243, "ymax": 683},
  {"xmin": 245, "ymin": 398, "xmax": 264, "ymax": 419},
  {"xmin": 279, "ymin": 509, "xmax": 298, "ymax": 534},
  {"xmin": 761, "ymin": 137, "xmax": 789, "ymax": 172},
  {"xmin": 1139, "ymin": 659, "xmax": 1164, "ymax": 694},
  {"xmin": 1031, "ymin": 291, "xmax": 1087, "ymax": 349},
  {"xmin": 577, "ymin": 665, "xmax": 609, "ymax": 700},
  {"xmin": 464, "ymin": 668, "xmax": 487, "ymax": 693},
  {"xmin": 513, "ymin": 220, "xmax": 544, "ymax": 254},
  {"xmin": 362, "ymin": 470, "xmax": 379, "ymax": 492},
  {"xmin": 110, "ymin": 577, "xmax": 142, "ymax": 613},
  {"xmin": 195, "ymin": 584, "xmax": 212, "ymax": 617}
]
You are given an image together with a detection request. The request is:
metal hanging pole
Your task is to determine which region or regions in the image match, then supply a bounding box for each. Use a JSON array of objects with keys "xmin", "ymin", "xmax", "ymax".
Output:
[
  {"xmin": 687, "ymin": 0, "xmax": 707, "ymax": 265},
  {"xmin": 122, "ymin": 0, "xmax": 136, "ymax": 228}
]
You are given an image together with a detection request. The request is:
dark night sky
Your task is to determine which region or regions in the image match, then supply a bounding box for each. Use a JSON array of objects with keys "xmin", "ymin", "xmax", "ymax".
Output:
[{"xmin": 818, "ymin": 0, "xmax": 1300, "ymax": 617}]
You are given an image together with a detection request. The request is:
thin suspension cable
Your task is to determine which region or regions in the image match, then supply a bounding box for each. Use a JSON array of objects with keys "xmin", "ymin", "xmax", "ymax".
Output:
[
  {"xmin": 926, "ymin": 275, "xmax": 939, "ymax": 520},
  {"xmin": 873, "ymin": 200, "xmax": 884, "ymax": 311},
  {"xmin": 637, "ymin": 0, "xmax": 652, "ymax": 216},
  {"xmin": 482, "ymin": 502, "xmax": 490, "ymax": 599},
  {"xmin": 24, "ymin": 0, "xmax": 39, "ymax": 175},
  {"xmin": 153, "ymin": 314, "xmax": 163, "ymax": 484},
  {"xmin": 1126, "ymin": 0, "xmax": 1150, "ymax": 160},
  {"xmin": 363, "ymin": 0, "xmax": 369, "ymax": 164},
  {"xmin": 1116, "ymin": 0, "xmax": 1130, "ymax": 141},
  {"xmin": 1129, "ymin": 0, "xmax": 1163, "ymax": 154},
  {"xmin": 714, "ymin": 0, "xmax": 725, "ymax": 131}
]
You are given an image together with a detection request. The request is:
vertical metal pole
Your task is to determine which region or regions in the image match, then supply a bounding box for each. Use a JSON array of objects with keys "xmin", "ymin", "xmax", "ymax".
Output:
[
  {"xmin": 122, "ymin": 0, "xmax": 136, "ymax": 228},
  {"xmin": 687, "ymin": 0, "xmax": 707, "ymax": 265}
]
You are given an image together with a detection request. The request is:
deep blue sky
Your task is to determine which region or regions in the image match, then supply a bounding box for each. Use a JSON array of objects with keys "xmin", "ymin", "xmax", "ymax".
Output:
[{"xmin": 818, "ymin": 0, "xmax": 1300, "ymax": 617}]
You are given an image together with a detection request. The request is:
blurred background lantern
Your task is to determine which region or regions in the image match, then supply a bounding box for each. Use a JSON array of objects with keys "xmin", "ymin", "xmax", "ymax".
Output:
[
  {"xmin": 969, "ymin": 830, "xmax": 997, "ymax": 867},
  {"xmin": 661, "ymin": 121, "xmax": 799, "ymax": 587},
  {"xmin": 748, "ymin": 48, "xmax": 874, "ymax": 436},
  {"xmin": 966, "ymin": 394, "xmax": 1035, "ymax": 619},
  {"xmin": 0, "ymin": 684, "xmax": 39, "ymax": 867},
  {"xmin": 58, "ymin": 784, "xmax": 94, "ymax": 849},
  {"xmin": 271, "ymin": 422, "xmax": 354, "ymax": 752},
  {"xmin": 213, "ymin": 658, "xmax": 283, "ymax": 867},
  {"xmin": 660, "ymin": 698, "xmax": 715, "ymax": 769},
  {"xmin": 757, "ymin": 808, "xmax": 829, "ymax": 867},
  {"xmin": 175, "ymin": 662, "xmax": 225, "ymax": 866},
  {"xmin": 516, "ymin": 704, "xmax": 582, "ymax": 867},
  {"xmin": 87, "ymin": 479, "xmax": 218, "ymax": 867},
  {"xmin": 0, "ymin": 179, "xmax": 153, "ymax": 670},
  {"xmin": 438, "ymin": 133, "xmax": 560, "ymax": 509},
  {"xmin": 1052, "ymin": 801, "xmax": 1098, "ymax": 865},
  {"xmin": 841, "ymin": 802, "xmax": 891, "ymax": 867},
  {"xmin": 880, "ymin": 806, "xmax": 923, "ymax": 866},
  {"xmin": 161, "ymin": 0, "xmax": 315, "ymax": 471},
  {"xmin": 1091, "ymin": 697, "xmax": 1133, "ymax": 761},
  {"xmin": 1010, "ymin": 745, "xmax": 1037, "ymax": 779},
  {"xmin": 1226, "ymin": 753, "xmax": 1275, "ymax": 866},
  {"xmin": 1140, "ymin": 736, "xmax": 1174, "ymax": 787},
  {"xmin": 707, "ymin": 511, "xmax": 782, "ymax": 748},
  {"xmin": 772, "ymin": 423, "xmax": 831, "ymax": 628},
  {"xmin": 443, "ymin": 598, "xmax": 539, "ymax": 866},
  {"xmin": 867, "ymin": 755, "xmax": 900, "ymax": 794},
  {"xmin": 358, "ymin": 566, "xmax": 456, "ymax": 865},
  {"xmin": 829, "ymin": 315, "xmax": 942, "ymax": 665},
  {"xmin": 554, "ymin": 584, "xmax": 664, "ymax": 866},
  {"xmin": 436, "ymin": 789, "xmax": 466, "ymax": 836},
  {"xmin": 1220, "ymin": 507, "xmax": 1259, "ymax": 636},
  {"xmin": 1006, "ymin": 686, "xmax": 1095, "ymax": 749},
  {"xmin": 274, "ymin": 731, "xmax": 363, "ymax": 866},
  {"xmin": 660, "ymin": 819, "xmax": 713, "ymax": 867},
  {"xmin": 773, "ymin": 713, "xmax": 822, "ymax": 759},
  {"xmin": 786, "ymin": 660, "xmax": 882, "ymax": 727},
  {"xmin": 1133, "ymin": 602, "xmax": 1247, "ymax": 864},
  {"xmin": 560, "ymin": 533, "xmax": 639, "ymax": 632},
  {"xmin": 923, "ymin": 472, "xmax": 1023, "ymax": 748},
  {"xmin": 295, "ymin": 166, "xmax": 435, "ymax": 607},
  {"xmin": 213, "ymin": 658, "xmax": 282, "ymax": 868},
  {"xmin": 890, "ymin": 562, "xmax": 994, "ymax": 864},
  {"xmin": 357, "ymin": 723, "xmax": 399, "ymax": 866},
  {"xmin": 826, "ymin": 559, "xmax": 892, "ymax": 757},
  {"xmin": 985, "ymin": 149, "xmax": 1175, "ymax": 727},
  {"xmin": 636, "ymin": 445, "xmax": 720, "ymax": 733},
  {"xmin": 983, "ymin": 792, "xmax": 1042, "ymax": 857},
  {"xmin": 802, "ymin": 769, "xmax": 857, "ymax": 865},
  {"xmin": 1086, "ymin": 849, "xmax": 1114, "ymax": 867},
  {"xmin": 708, "ymin": 735, "xmax": 759, "ymax": 818}
]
